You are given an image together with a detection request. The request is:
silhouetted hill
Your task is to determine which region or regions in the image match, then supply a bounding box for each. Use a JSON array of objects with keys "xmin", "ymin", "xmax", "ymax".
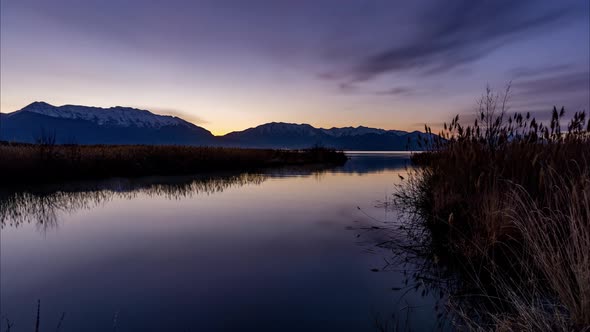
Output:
[
  {"xmin": 0, "ymin": 102, "xmax": 214, "ymax": 145},
  {"xmin": 220, "ymin": 122, "xmax": 431, "ymax": 150}
]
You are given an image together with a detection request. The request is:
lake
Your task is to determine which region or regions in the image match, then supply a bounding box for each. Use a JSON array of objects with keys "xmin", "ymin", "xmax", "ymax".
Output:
[{"xmin": 0, "ymin": 152, "xmax": 448, "ymax": 331}]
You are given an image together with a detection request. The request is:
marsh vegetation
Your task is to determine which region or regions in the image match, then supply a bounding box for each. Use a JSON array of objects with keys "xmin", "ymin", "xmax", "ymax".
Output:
[
  {"xmin": 0, "ymin": 144, "xmax": 346, "ymax": 185},
  {"xmin": 395, "ymin": 86, "xmax": 589, "ymax": 331}
]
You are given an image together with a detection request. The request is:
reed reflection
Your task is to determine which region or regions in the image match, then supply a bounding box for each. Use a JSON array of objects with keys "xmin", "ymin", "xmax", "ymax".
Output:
[
  {"xmin": 0, "ymin": 154, "xmax": 411, "ymax": 231},
  {"xmin": 0, "ymin": 173, "xmax": 267, "ymax": 229}
]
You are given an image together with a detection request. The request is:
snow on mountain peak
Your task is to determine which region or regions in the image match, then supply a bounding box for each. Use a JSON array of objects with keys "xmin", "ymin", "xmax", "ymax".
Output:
[
  {"xmin": 250, "ymin": 122, "xmax": 319, "ymax": 136},
  {"xmin": 17, "ymin": 102, "xmax": 189, "ymax": 129},
  {"xmin": 321, "ymin": 126, "xmax": 408, "ymax": 137}
]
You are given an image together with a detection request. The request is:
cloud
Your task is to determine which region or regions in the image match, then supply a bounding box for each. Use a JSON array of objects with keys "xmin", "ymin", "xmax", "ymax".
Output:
[
  {"xmin": 334, "ymin": 0, "xmax": 583, "ymax": 83},
  {"xmin": 513, "ymin": 71, "xmax": 590, "ymax": 97},
  {"xmin": 338, "ymin": 81, "xmax": 359, "ymax": 93},
  {"xmin": 509, "ymin": 63, "xmax": 573, "ymax": 78},
  {"xmin": 144, "ymin": 107, "xmax": 208, "ymax": 125},
  {"xmin": 510, "ymin": 70, "xmax": 590, "ymax": 117},
  {"xmin": 375, "ymin": 87, "xmax": 414, "ymax": 96},
  {"xmin": 439, "ymin": 69, "xmax": 590, "ymax": 125}
]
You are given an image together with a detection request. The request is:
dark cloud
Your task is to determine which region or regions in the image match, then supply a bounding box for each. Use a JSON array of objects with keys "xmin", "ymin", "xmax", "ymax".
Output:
[
  {"xmin": 513, "ymin": 71, "xmax": 590, "ymax": 98},
  {"xmin": 509, "ymin": 64, "xmax": 573, "ymax": 78},
  {"xmin": 338, "ymin": 83, "xmax": 416, "ymax": 96},
  {"xmin": 337, "ymin": 0, "xmax": 584, "ymax": 83},
  {"xmin": 338, "ymin": 81, "xmax": 359, "ymax": 93},
  {"xmin": 375, "ymin": 87, "xmax": 414, "ymax": 96}
]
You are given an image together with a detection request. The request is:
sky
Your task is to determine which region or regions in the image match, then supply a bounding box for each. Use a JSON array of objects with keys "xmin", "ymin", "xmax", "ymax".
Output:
[{"xmin": 1, "ymin": 0, "xmax": 589, "ymax": 135}]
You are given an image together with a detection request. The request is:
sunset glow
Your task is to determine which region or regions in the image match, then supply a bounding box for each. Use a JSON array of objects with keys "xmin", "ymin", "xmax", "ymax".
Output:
[{"xmin": 1, "ymin": 0, "xmax": 588, "ymax": 135}]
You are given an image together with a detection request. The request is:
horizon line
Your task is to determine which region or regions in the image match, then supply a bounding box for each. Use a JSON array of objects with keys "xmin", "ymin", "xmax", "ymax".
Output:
[{"xmin": 1, "ymin": 101, "xmax": 423, "ymax": 135}]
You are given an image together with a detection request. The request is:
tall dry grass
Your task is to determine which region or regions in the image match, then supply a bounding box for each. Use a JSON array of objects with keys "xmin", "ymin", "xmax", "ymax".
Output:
[
  {"xmin": 449, "ymin": 166, "xmax": 589, "ymax": 331},
  {"xmin": 397, "ymin": 85, "xmax": 590, "ymax": 330},
  {"xmin": 503, "ymin": 167, "xmax": 590, "ymax": 329}
]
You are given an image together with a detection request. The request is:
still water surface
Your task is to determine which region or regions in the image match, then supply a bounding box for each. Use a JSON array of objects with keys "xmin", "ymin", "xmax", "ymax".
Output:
[{"xmin": 1, "ymin": 153, "xmax": 445, "ymax": 331}]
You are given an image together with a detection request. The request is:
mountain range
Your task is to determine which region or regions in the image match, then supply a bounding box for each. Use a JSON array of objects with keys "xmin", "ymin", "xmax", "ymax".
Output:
[{"xmin": 0, "ymin": 102, "xmax": 432, "ymax": 150}]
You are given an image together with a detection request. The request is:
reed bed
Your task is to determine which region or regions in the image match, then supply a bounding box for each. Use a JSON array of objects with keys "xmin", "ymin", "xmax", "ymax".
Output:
[
  {"xmin": 396, "ymin": 86, "xmax": 590, "ymax": 331},
  {"xmin": 0, "ymin": 144, "xmax": 346, "ymax": 184}
]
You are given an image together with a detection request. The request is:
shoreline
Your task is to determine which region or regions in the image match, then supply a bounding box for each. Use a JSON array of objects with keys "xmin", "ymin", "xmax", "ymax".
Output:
[{"xmin": 0, "ymin": 142, "xmax": 347, "ymax": 185}]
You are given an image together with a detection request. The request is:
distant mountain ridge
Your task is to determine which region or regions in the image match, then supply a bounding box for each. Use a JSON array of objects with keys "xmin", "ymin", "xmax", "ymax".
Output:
[
  {"xmin": 220, "ymin": 122, "xmax": 429, "ymax": 150},
  {"xmin": 1, "ymin": 102, "xmax": 213, "ymax": 145},
  {"xmin": 15, "ymin": 101, "xmax": 193, "ymax": 129},
  {"xmin": 321, "ymin": 126, "xmax": 407, "ymax": 137},
  {"xmin": 0, "ymin": 102, "xmax": 433, "ymax": 150}
]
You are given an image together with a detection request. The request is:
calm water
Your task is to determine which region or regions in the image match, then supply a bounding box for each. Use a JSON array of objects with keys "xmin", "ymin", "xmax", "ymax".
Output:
[{"xmin": 1, "ymin": 153, "xmax": 447, "ymax": 331}]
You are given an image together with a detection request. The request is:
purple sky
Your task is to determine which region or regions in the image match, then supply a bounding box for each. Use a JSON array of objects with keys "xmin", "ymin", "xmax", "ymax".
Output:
[{"xmin": 1, "ymin": 0, "xmax": 588, "ymax": 134}]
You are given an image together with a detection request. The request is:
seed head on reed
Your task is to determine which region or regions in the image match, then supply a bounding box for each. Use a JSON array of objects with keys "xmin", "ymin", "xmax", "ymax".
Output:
[{"xmin": 398, "ymin": 84, "xmax": 590, "ymax": 330}]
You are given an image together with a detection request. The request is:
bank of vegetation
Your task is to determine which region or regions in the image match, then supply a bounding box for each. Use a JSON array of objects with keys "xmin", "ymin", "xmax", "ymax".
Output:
[
  {"xmin": 0, "ymin": 143, "xmax": 347, "ymax": 185},
  {"xmin": 397, "ymin": 86, "xmax": 589, "ymax": 331}
]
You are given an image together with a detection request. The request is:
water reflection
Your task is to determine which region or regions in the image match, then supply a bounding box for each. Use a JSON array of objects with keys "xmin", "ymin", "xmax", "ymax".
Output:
[
  {"xmin": 336, "ymin": 152, "xmax": 412, "ymax": 174},
  {"xmin": 346, "ymin": 168, "xmax": 469, "ymax": 331},
  {"xmin": 1, "ymin": 153, "xmax": 448, "ymax": 331},
  {"xmin": 0, "ymin": 173, "xmax": 267, "ymax": 229},
  {"xmin": 350, "ymin": 212, "xmax": 458, "ymax": 331},
  {"xmin": 1, "ymin": 153, "xmax": 414, "ymax": 230}
]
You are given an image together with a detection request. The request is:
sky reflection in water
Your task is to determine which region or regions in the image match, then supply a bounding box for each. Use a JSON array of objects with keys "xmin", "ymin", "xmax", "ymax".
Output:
[{"xmin": 0, "ymin": 153, "xmax": 447, "ymax": 331}]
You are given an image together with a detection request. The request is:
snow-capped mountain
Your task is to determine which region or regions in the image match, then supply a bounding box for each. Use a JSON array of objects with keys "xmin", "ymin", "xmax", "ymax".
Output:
[
  {"xmin": 1, "ymin": 102, "xmax": 213, "ymax": 145},
  {"xmin": 14, "ymin": 102, "xmax": 192, "ymax": 129},
  {"xmin": 219, "ymin": 122, "xmax": 432, "ymax": 150},
  {"xmin": 1, "ymin": 102, "xmax": 434, "ymax": 149},
  {"xmin": 321, "ymin": 126, "xmax": 407, "ymax": 137},
  {"xmin": 229, "ymin": 122, "xmax": 321, "ymax": 137},
  {"xmin": 223, "ymin": 123, "xmax": 410, "ymax": 140}
]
